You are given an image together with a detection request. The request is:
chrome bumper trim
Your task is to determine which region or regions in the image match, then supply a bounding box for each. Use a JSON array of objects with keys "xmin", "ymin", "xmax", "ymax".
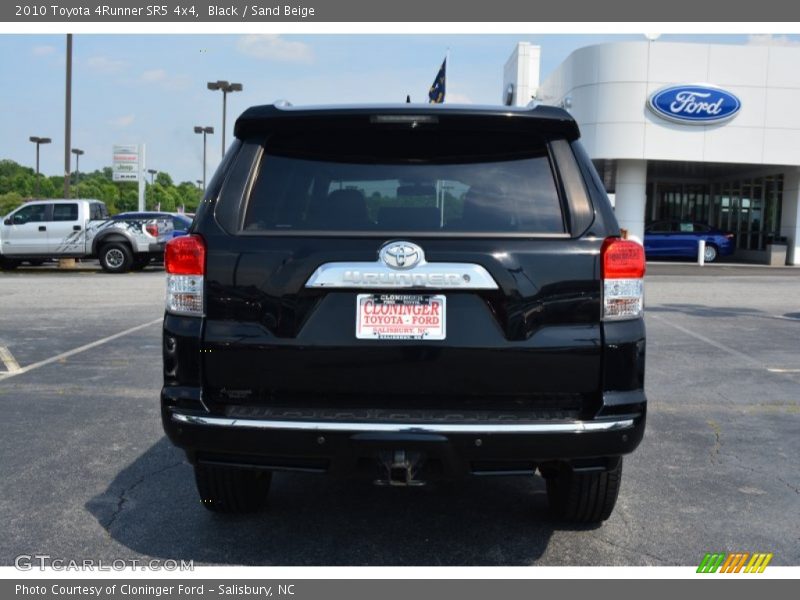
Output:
[{"xmin": 171, "ymin": 413, "xmax": 634, "ymax": 434}]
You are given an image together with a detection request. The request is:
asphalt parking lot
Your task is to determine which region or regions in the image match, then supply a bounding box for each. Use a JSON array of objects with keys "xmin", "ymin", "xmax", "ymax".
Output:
[{"xmin": 0, "ymin": 264, "xmax": 798, "ymax": 566}]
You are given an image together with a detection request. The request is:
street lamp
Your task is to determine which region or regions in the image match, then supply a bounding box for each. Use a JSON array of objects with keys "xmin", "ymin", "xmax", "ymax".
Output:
[
  {"xmin": 71, "ymin": 148, "xmax": 84, "ymax": 195},
  {"xmin": 196, "ymin": 179, "xmax": 203, "ymax": 189},
  {"xmin": 29, "ymin": 136, "xmax": 52, "ymax": 198},
  {"xmin": 207, "ymin": 80, "xmax": 242, "ymax": 158},
  {"xmin": 193, "ymin": 126, "xmax": 214, "ymax": 191}
]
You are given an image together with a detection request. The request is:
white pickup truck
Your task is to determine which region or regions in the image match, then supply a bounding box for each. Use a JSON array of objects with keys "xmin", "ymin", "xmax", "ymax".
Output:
[{"xmin": 0, "ymin": 199, "xmax": 173, "ymax": 273}]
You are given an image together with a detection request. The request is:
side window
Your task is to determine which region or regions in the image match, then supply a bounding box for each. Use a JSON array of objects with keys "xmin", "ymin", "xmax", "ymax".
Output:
[
  {"xmin": 53, "ymin": 203, "xmax": 79, "ymax": 222},
  {"xmin": 679, "ymin": 222, "xmax": 694, "ymax": 233},
  {"xmin": 648, "ymin": 221, "xmax": 674, "ymax": 233},
  {"xmin": 12, "ymin": 204, "xmax": 48, "ymax": 224},
  {"xmin": 692, "ymin": 223, "xmax": 710, "ymax": 233}
]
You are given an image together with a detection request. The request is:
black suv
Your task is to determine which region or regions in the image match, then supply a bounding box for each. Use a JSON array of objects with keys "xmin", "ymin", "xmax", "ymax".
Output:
[{"xmin": 162, "ymin": 103, "xmax": 646, "ymax": 523}]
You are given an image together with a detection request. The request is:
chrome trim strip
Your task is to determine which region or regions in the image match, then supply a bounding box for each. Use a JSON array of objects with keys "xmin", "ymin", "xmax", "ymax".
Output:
[
  {"xmin": 172, "ymin": 413, "xmax": 634, "ymax": 434},
  {"xmin": 305, "ymin": 261, "xmax": 499, "ymax": 289}
]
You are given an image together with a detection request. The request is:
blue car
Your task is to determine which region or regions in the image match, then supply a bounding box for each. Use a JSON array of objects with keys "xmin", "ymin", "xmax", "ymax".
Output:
[
  {"xmin": 115, "ymin": 212, "xmax": 193, "ymax": 238},
  {"xmin": 644, "ymin": 221, "xmax": 735, "ymax": 263}
]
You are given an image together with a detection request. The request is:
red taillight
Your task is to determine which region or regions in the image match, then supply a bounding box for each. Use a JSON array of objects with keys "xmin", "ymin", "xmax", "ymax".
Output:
[
  {"xmin": 601, "ymin": 237, "xmax": 645, "ymax": 321},
  {"xmin": 146, "ymin": 223, "xmax": 159, "ymax": 237},
  {"xmin": 602, "ymin": 237, "xmax": 646, "ymax": 279},
  {"xmin": 165, "ymin": 234, "xmax": 206, "ymax": 275}
]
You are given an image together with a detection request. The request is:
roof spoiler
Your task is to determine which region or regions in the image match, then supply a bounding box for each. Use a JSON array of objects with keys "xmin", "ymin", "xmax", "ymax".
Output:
[{"xmin": 233, "ymin": 104, "xmax": 580, "ymax": 141}]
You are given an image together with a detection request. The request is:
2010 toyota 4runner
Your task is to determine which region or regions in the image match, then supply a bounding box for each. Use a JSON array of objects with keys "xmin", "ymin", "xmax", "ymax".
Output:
[{"xmin": 161, "ymin": 103, "xmax": 646, "ymax": 523}]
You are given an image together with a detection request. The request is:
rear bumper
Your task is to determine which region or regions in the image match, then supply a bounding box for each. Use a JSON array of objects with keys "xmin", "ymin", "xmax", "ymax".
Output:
[
  {"xmin": 161, "ymin": 396, "xmax": 646, "ymax": 477},
  {"xmin": 171, "ymin": 413, "xmax": 634, "ymax": 434}
]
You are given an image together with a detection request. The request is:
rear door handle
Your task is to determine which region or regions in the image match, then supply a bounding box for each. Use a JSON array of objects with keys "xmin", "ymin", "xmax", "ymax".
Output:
[
  {"xmin": 73, "ymin": 225, "xmax": 81, "ymax": 231},
  {"xmin": 38, "ymin": 226, "xmax": 46, "ymax": 232}
]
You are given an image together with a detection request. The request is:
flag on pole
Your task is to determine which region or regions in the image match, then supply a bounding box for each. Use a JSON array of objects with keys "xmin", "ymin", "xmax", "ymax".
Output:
[{"xmin": 428, "ymin": 57, "xmax": 446, "ymax": 104}]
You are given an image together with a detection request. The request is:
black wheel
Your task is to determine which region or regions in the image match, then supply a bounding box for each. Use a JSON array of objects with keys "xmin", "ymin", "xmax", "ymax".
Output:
[
  {"xmin": 545, "ymin": 459, "xmax": 623, "ymax": 523},
  {"xmin": 703, "ymin": 244, "xmax": 719, "ymax": 263},
  {"xmin": 99, "ymin": 243, "xmax": 133, "ymax": 273},
  {"xmin": 194, "ymin": 464, "xmax": 272, "ymax": 513},
  {"xmin": 130, "ymin": 256, "xmax": 151, "ymax": 271},
  {"xmin": 0, "ymin": 258, "xmax": 20, "ymax": 271}
]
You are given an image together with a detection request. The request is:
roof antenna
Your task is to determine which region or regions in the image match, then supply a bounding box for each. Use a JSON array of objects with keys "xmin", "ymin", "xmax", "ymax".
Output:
[{"xmin": 406, "ymin": 95, "xmax": 411, "ymax": 103}]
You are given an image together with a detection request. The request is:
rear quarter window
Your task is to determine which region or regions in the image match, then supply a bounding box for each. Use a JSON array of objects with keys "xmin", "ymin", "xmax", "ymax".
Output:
[{"xmin": 241, "ymin": 130, "xmax": 566, "ymax": 235}]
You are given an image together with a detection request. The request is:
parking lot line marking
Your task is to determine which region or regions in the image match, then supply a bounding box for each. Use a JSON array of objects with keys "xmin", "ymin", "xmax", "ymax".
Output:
[
  {"xmin": 0, "ymin": 345, "xmax": 21, "ymax": 373},
  {"xmin": 649, "ymin": 314, "xmax": 764, "ymax": 368},
  {"xmin": 0, "ymin": 318, "xmax": 162, "ymax": 381},
  {"xmin": 767, "ymin": 368, "xmax": 800, "ymax": 373}
]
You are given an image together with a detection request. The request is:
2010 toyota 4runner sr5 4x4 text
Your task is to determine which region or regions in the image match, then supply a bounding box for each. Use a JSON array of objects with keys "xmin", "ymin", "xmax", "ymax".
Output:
[{"xmin": 161, "ymin": 103, "xmax": 647, "ymax": 523}]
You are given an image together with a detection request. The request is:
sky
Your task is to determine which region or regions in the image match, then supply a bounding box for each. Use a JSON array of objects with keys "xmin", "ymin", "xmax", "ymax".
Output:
[{"xmin": 2, "ymin": 33, "xmax": 799, "ymax": 184}]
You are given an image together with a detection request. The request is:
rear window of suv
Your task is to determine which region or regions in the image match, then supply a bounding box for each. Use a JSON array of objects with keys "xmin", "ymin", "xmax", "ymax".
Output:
[{"xmin": 242, "ymin": 130, "xmax": 566, "ymax": 234}]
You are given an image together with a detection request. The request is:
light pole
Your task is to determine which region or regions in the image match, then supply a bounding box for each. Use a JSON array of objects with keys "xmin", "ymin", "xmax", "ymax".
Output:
[
  {"xmin": 196, "ymin": 179, "xmax": 203, "ymax": 190},
  {"xmin": 29, "ymin": 136, "xmax": 52, "ymax": 198},
  {"xmin": 207, "ymin": 80, "xmax": 242, "ymax": 158},
  {"xmin": 71, "ymin": 148, "xmax": 84, "ymax": 195},
  {"xmin": 64, "ymin": 33, "xmax": 72, "ymax": 199},
  {"xmin": 193, "ymin": 126, "xmax": 214, "ymax": 191}
]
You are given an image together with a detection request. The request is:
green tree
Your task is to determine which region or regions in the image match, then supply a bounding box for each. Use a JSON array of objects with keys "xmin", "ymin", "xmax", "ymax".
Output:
[
  {"xmin": 176, "ymin": 181, "xmax": 202, "ymax": 212},
  {"xmin": 155, "ymin": 172, "xmax": 174, "ymax": 187},
  {"xmin": 0, "ymin": 192, "xmax": 24, "ymax": 216},
  {"xmin": 0, "ymin": 159, "xmax": 199, "ymax": 215}
]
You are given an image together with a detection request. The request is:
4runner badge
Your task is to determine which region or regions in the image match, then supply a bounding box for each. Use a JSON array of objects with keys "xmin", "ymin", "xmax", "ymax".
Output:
[{"xmin": 380, "ymin": 242, "xmax": 423, "ymax": 270}]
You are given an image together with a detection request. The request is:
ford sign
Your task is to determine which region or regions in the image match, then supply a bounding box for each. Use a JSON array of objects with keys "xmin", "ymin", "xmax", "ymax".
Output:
[{"xmin": 648, "ymin": 84, "xmax": 741, "ymax": 125}]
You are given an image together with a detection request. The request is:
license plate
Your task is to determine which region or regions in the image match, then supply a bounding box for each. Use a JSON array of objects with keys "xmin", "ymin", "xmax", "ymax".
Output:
[{"xmin": 356, "ymin": 294, "xmax": 446, "ymax": 340}]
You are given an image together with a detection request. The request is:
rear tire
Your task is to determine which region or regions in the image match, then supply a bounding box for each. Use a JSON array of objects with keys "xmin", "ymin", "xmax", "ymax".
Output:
[
  {"xmin": 545, "ymin": 459, "xmax": 623, "ymax": 523},
  {"xmin": 194, "ymin": 464, "xmax": 272, "ymax": 514},
  {"xmin": 99, "ymin": 243, "xmax": 133, "ymax": 273}
]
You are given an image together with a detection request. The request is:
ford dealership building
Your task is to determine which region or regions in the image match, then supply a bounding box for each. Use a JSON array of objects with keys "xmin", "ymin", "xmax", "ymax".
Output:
[{"xmin": 503, "ymin": 40, "xmax": 800, "ymax": 265}]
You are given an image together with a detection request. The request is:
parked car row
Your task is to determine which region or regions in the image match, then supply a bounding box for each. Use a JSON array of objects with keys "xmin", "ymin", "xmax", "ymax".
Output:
[{"xmin": 0, "ymin": 200, "xmax": 193, "ymax": 273}]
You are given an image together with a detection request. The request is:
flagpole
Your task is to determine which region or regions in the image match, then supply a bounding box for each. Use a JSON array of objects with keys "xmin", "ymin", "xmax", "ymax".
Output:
[{"xmin": 445, "ymin": 47, "xmax": 450, "ymax": 104}]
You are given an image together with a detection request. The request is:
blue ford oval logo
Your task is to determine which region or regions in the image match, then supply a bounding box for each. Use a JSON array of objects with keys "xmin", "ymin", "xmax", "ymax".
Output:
[{"xmin": 648, "ymin": 84, "xmax": 741, "ymax": 125}]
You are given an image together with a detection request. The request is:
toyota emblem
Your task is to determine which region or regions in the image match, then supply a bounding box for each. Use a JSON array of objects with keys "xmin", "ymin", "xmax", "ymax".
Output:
[{"xmin": 379, "ymin": 241, "xmax": 424, "ymax": 270}]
